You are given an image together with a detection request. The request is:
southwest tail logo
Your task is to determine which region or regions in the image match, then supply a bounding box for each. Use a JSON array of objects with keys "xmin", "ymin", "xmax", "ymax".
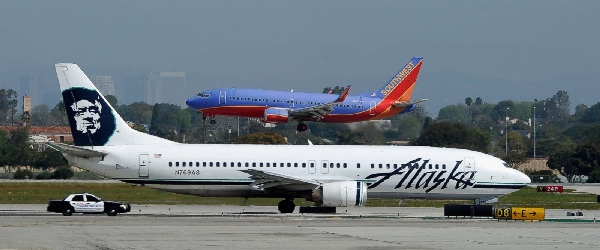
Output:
[{"xmin": 375, "ymin": 57, "xmax": 423, "ymax": 101}]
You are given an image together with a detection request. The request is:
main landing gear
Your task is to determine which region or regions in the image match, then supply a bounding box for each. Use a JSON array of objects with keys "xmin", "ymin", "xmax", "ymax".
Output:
[
  {"xmin": 277, "ymin": 199, "xmax": 296, "ymax": 213},
  {"xmin": 296, "ymin": 122, "xmax": 308, "ymax": 132}
]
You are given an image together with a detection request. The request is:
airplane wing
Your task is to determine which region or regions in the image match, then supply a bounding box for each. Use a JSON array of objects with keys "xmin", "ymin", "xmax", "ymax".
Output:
[
  {"xmin": 240, "ymin": 169, "xmax": 320, "ymax": 190},
  {"xmin": 47, "ymin": 142, "xmax": 108, "ymax": 158},
  {"xmin": 288, "ymin": 85, "xmax": 351, "ymax": 121},
  {"xmin": 392, "ymin": 98, "xmax": 428, "ymax": 108}
]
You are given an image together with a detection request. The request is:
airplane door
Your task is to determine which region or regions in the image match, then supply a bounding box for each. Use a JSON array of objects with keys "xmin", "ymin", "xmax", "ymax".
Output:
[
  {"xmin": 308, "ymin": 160, "xmax": 316, "ymax": 174},
  {"xmin": 139, "ymin": 154, "xmax": 149, "ymax": 177},
  {"xmin": 321, "ymin": 160, "xmax": 329, "ymax": 174},
  {"xmin": 369, "ymin": 101, "xmax": 376, "ymax": 115},
  {"xmin": 289, "ymin": 99, "xmax": 295, "ymax": 108},
  {"xmin": 219, "ymin": 90, "xmax": 227, "ymax": 105},
  {"xmin": 463, "ymin": 157, "xmax": 475, "ymax": 172}
]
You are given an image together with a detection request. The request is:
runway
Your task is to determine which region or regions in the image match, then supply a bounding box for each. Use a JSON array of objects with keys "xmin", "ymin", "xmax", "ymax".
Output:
[{"xmin": 1, "ymin": 205, "xmax": 600, "ymax": 250}]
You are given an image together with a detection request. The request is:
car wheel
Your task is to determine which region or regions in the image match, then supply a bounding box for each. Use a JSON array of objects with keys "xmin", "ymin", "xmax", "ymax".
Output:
[
  {"xmin": 107, "ymin": 207, "xmax": 118, "ymax": 216},
  {"xmin": 62, "ymin": 206, "xmax": 73, "ymax": 216}
]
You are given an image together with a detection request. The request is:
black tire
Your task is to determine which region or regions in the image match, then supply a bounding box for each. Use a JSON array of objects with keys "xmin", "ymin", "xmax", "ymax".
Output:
[
  {"xmin": 62, "ymin": 206, "xmax": 74, "ymax": 216},
  {"xmin": 107, "ymin": 207, "xmax": 118, "ymax": 216},
  {"xmin": 277, "ymin": 200, "xmax": 295, "ymax": 214}
]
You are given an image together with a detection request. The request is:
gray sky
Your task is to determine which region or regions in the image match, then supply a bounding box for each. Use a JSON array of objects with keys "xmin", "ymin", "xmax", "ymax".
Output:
[{"xmin": 1, "ymin": 0, "xmax": 599, "ymax": 115}]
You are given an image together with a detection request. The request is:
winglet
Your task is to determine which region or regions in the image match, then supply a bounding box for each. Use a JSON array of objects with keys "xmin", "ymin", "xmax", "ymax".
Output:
[{"xmin": 334, "ymin": 85, "xmax": 351, "ymax": 103}]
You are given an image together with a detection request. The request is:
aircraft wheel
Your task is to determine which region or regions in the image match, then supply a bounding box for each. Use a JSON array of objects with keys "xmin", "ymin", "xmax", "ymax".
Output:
[
  {"xmin": 296, "ymin": 123, "xmax": 308, "ymax": 132},
  {"xmin": 277, "ymin": 199, "xmax": 295, "ymax": 213},
  {"xmin": 210, "ymin": 119, "xmax": 216, "ymax": 125}
]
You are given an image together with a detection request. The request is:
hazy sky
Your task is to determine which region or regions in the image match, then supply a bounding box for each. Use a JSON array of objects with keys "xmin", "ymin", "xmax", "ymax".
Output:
[{"xmin": 1, "ymin": 0, "xmax": 599, "ymax": 115}]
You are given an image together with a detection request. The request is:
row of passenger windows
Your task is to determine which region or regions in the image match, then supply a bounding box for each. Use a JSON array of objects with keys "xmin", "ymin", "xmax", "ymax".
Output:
[
  {"xmin": 168, "ymin": 162, "xmax": 447, "ymax": 170},
  {"xmin": 227, "ymin": 96, "xmax": 365, "ymax": 109}
]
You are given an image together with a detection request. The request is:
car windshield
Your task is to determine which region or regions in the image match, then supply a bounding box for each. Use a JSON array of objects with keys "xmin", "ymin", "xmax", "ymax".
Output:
[{"xmin": 502, "ymin": 162, "xmax": 510, "ymax": 168}]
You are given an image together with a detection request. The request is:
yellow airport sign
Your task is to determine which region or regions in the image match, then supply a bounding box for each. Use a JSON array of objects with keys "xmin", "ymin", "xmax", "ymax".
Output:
[
  {"xmin": 494, "ymin": 207, "xmax": 512, "ymax": 220},
  {"xmin": 510, "ymin": 207, "xmax": 545, "ymax": 221}
]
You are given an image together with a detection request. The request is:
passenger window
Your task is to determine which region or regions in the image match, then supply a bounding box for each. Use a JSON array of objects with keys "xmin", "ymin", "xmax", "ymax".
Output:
[
  {"xmin": 435, "ymin": 164, "xmax": 439, "ymax": 169},
  {"xmin": 336, "ymin": 163, "xmax": 340, "ymax": 168},
  {"xmin": 330, "ymin": 163, "xmax": 334, "ymax": 168},
  {"xmin": 176, "ymin": 162, "xmax": 179, "ymax": 167},
  {"xmin": 169, "ymin": 162, "xmax": 172, "ymax": 167},
  {"xmin": 287, "ymin": 163, "xmax": 291, "ymax": 167},
  {"xmin": 357, "ymin": 163, "xmax": 360, "ymax": 169},
  {"xmin": 323, "ymin": 163, "xmax": 327, "ymax": 168},
  {"xmin": 231, "ymin": 162, "xmax": 234, "ymax": 167},
  {"xmin": 371, "ymin": 164, "xmax": 375, "ymax": 169},
  {"xmin": 280, "ymin": 163, "xmax": 284, "ymax": 167},
  {"xmin": 223, "ymin": 162, "xmax": 227, "ymax": 167},
  {"xmin": 393, "ymin": 164, "xmax": 397, "ymax": 169},
  {"xmin": 182, "ymin": 162, "xmax": 186, "ymax": 167},
  {"xmin": 429, "ymin": 164, "xmax": 432, "ymax": 169},
  {"xmin": 302, "ymin": 163, "xmax": 307, "ymax": 168},
  {"xmin": 259, "ymin": 162, "xmax": 263, "ymax": 167},
  {"xmin": 266, "ymin": 163, "xmax": 270, "ymax": 167},
  {"xmin": 442, "ymin": 164, "xmax": 446, "ymax": 169},
  {"xmin": 309, "ymin": 162, "xmax": 314, "ymax": 168},
  {"xmin": 209, "ymin": 162, "xmax": 213, "ymax": 167},
  {"xmin": 86, "ymin": 195, "xmax": 99, "ymax": 202},
  {"xmin": 238, "ymin": 162, "xmax": 241, "ymax": 167},
  {"xmin": 386, "ymin": 164, "xmax": 390, "ymax": 169},
  {"xmin": 72, "ymin": 195, "xmax": 84, "ymax": 201},
  {"xmin": 252, "ymin": 162, "xmax": 256, "ymax": 167},
  {"xmin": 189, "ymin": 162, "xmax": 192, "ymax": 167},
  {"xmin": 343, "ymin": 163, "xmax": 347, "ymax": 168},
  {"xmin": 293, "ymin": 163, "xmax": 297, "ymax": 168},
  {"xmin": 245, "ymin": 162, "xmax": 249, "ymax": 167},
  {"xmin": 379, "ymin": 164, "xmax": 382, "ymax": 169},
  {"xmin": 196, "ymin": 162, "xmax": 199, "ymax": 167}
]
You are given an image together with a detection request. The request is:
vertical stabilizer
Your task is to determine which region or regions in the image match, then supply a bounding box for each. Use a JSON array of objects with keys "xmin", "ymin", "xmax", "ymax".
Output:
[
  {"xmin": 360, "ymin": 57, "xmax": 423, "ymax": 101},
  {"xmin": 55, "ymin": 63, "xmax": 175, "ymax": 146}
]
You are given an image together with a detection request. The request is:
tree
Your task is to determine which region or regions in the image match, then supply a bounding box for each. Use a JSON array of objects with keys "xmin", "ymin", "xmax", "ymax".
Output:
[
  {"xmin": 465, "ymin": 97, "xmax": 473, "ymax": 123},
  {"xmin": 581, "ymin": 102, "xmax": 600, "ymax": 123},
  {"xmin": 475, "ymin": 97, "xmax": 483, "ymax": 106},
  {"xmin": 231, "ymin": 132, "xmax": 287, "ymax": 144},
  {"xmin": 50, "ymin": 101, "xmax": 68, "ymax": 126},
  {"xmin": 411, "ymin": 121, "xmax": 492, "ymax": 153},
  {"xmin": 437, "ymin": 104, "xmax": 468, "ymax": 123},
  {"xmin": 105, "ymin": 95, "xmax": 118, "ymax": 108},
  {"xmin": 52, "ymin": 166, "xmax": 74, "ymax": 179},
  {"xmin": 322, "ymin": 86, "xmax": 346, "ymax": 94},
  {"xmin": 547, "ymin": 148, "xmax": 576, "ymax": 182},
  {"xmin": 21, "ymin": 111, "xmax": 31, "ymax": 126},
  {"xmin": 502, "ymin": 151, "xmax": 528, "ymax": 169},
  {"xmin": 31, "ymin": 104, "xmax": 53, "ymax": 126}
]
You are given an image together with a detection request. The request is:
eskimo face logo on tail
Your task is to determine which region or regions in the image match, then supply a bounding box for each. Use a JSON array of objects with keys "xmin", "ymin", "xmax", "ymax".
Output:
[{"xmin": 63, "ymin": 88, "xmax": 116, "ymax": 146}]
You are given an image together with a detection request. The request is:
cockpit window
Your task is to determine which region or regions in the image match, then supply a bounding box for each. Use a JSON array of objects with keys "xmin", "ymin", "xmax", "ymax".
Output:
[
  {"xmin": 198, "ymin": 93, "xmax": 210, "ymax": 98},
  {"xmin": 502, "ymin": 162, "xmax": 510, "ymax": 168}
]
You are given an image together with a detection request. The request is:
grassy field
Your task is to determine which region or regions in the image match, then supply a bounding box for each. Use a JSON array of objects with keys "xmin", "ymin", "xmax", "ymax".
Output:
[{"xmin": 1, "ymin": 182, "xmax": 599, "ymax": 209}]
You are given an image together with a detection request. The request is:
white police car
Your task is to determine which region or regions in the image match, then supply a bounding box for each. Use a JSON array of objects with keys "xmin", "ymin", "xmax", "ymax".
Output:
[{"xmin": 47, "ymin": 193, "xmax": 131, "ymax": 216}]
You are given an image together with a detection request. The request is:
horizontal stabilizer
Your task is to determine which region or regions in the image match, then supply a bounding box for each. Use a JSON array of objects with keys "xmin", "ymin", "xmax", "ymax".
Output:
[{"xmin": 48, "ymin": 142, "xmax": 107, "ymax": 158}]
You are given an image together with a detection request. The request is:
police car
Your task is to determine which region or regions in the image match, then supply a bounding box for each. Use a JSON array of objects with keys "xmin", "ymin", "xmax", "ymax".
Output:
[{"xmin": 47, "ymin": 193, "xmax": 131, "ymax": 216}]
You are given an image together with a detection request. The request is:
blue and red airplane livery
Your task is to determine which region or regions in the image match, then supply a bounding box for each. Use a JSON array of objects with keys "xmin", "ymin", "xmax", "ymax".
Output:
[{"xmin": 186, "ymin": 57, "xmax": 426, "ymax": 132}]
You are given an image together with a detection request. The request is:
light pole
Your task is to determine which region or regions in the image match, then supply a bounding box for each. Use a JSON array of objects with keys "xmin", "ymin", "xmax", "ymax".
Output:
[
  {"xmin": 533, "ymin": 106, "xmax": 536, "ymax": 171},
  {"xmin": 505, "ymin": 107, "xmax": 510, "ymax": 154}
]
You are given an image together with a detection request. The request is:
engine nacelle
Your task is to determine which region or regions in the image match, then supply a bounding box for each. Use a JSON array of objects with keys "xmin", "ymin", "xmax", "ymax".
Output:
[
  {"xmin": 263, "ymin": 107, "xmax": 291, "ymax": 123},
  {"xmin": 311, "ymin": 181, "xmax": 367, "ymax": 207}
]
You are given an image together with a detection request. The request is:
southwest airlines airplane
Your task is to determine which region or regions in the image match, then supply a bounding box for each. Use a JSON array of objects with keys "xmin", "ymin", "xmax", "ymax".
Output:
[
  {"xmin": 186, "ymin": 57, "xmax": 428, "ymax": 132},
  {"xmin": 52, "ymin": 63, "xmax": 530, "ymax": 213}
]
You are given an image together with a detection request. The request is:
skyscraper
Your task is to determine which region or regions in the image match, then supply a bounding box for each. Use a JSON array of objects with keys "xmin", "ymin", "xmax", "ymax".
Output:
[{"xmin": 89, "ymin": 76, "xmax": 115, "ymax": 96}]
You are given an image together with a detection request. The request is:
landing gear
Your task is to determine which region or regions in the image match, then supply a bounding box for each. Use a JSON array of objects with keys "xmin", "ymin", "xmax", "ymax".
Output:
[
  {"xmin": 277, "ymin": 199, "xmax": 296, "ymax": 213},
  {"xmin": 296, "ymin": 122, "xmax": 308, "ymax": 132}
]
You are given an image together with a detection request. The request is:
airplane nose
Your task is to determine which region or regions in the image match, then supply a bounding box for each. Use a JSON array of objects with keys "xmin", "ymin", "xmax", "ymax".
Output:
[
  {"xmin": 186, "ymin": 97, "xmax": 196, "ymax": 108},
  {"xmin": 516, "ymin": 170, "xmax": 531, "ymax": 184}
]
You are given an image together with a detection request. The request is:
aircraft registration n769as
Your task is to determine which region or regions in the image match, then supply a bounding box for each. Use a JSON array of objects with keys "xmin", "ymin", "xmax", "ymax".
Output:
[
  {"xmin": 186, "ymin": 57, "xmax": 428, "ymax": 131},
  {"xmin": 51, "ymin": 63, "xmax": 530, "ymax": 213}
]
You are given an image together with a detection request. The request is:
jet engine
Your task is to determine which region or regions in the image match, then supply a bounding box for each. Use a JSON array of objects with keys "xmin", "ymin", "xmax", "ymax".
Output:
[
  {"xmin": 263, "ymin": 107, "xmax": 291, "ymax": 123},
  {"xmin": 310, "ymin": 181, "xmax": 367, "ymax": 207}
]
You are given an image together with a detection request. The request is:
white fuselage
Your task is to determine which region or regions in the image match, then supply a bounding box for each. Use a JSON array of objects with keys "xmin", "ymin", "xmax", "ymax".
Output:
[{"xmin": 66, "ymin": 144, "xmax": 529, "ymax": 201}]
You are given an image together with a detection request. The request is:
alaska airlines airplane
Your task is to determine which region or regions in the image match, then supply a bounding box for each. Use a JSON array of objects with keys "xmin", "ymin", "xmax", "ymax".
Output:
[
  {"xmin": 186, "ymin": 57, "xmax": 427, "ymax": 132},
  {"xmin": 52, "ymin": 63, "xmax": 530, "ymax": 213}
]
